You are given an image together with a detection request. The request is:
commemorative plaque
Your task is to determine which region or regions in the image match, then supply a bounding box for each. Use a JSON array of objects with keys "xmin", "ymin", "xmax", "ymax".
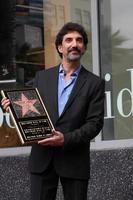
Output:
[{"xmin": 1, "ymin": 88, "xmax": 54, "ymax": 144}]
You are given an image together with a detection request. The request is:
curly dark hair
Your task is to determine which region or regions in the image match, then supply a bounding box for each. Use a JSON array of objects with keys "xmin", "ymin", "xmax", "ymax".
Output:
[{"xmin": 55, "ymin": 22, "xmax": 88, "ymax": 58}]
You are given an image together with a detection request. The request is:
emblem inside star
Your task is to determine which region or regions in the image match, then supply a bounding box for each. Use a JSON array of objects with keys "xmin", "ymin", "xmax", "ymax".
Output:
[{"xmin": 13, "ymin": 93, "xmax": 40, "ymax": 117}]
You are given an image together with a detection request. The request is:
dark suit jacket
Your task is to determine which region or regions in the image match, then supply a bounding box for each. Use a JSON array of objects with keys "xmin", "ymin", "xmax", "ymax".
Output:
[{"xmin": 29, "ymin": 65, "xmax": 105, "ymax": 180}]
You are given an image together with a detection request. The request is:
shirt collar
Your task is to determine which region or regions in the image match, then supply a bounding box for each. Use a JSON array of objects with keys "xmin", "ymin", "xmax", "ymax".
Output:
[{"xmin": 59, "ymin": 64, "xmax": 81, "ymax": 77}]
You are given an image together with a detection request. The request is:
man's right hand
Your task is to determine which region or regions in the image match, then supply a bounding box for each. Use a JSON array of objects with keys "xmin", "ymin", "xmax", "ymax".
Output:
[{"xmin": 1, "ymin": 97, "xmax": 10, "ymax": 112}]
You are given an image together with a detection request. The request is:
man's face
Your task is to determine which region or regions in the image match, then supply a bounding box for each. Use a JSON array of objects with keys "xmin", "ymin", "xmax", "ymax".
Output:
[{"xmin": 58, "ymin": 31, "xmax": 86, "ymax": 62}]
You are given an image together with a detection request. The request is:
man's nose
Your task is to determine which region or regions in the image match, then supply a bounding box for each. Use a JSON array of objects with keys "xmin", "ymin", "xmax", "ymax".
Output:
[{"xmin": 71, "ymin": 39, "xmax": 78, "ymax": 47}]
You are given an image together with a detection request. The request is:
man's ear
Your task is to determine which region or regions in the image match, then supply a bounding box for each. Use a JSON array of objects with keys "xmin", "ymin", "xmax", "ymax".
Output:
[{"xmin": 58, "ymin": 45, "xmax": 63, "ymax": 53}]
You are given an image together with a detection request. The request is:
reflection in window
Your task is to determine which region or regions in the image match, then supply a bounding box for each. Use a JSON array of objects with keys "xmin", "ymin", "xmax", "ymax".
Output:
[
  {"xmin": 0, "ymin": 0, "xmax": 92, "ymax": 148},
  {"xmin": 75, "ymin": 8, "xmax": 82, "ymax": 24},
  {"xmin": 51, "ymin": 4, "xmax": 57, "ymax": 26},
  {"xmin": 16, "ymin": 0, "xmax": 44, "ymax": 87},
  {"xmin": 99, "ymin": 0, "xmax": 133, "ymax": 140},
  {"xmin": 58, "ymin": 5, "xmax": 65, "ymax": 26},
  {"xmin": 83, "ymin": 10, "xmax": 90, "ymax": 29},
  {"xmin": 44, "ymin": 0, "xmax": 92, "ymax": 70},
  {"xmin": 0, "ymin": 1, "xmax": 16, "ymax": 81}
]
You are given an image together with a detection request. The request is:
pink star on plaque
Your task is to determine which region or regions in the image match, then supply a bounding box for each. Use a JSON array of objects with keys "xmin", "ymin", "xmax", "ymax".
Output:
[{"xmin": 13, "ymin": 93, "xmax": 40, "ymax": 117}]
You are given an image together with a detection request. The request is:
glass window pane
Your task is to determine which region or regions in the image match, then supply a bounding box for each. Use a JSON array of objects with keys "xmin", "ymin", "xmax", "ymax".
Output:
[
  {"xmin": 16, "ymin": 0, "xmax": 44, "ymax": 87},
  {"xmin": 75, "ymin": 8, "xmax": 82, "ymax": 24},
  {"xmin": 99, "ymin": 0, "xmax": 133, "ymax": 140},
  {"xmin": 44, "ymin": 0, "xmax": 92, "ymax": 70},
  {"xmin": 0, "ymin": 0, "xmax": 92, "ymax": 147},
  {"xmin": 0, "ymin": 0, "xmax": 44, "ymax": 147}
]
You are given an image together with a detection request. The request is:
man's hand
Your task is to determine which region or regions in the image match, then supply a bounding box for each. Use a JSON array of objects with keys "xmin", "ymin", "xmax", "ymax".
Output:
[
  {"xmin": 1, "ymin": 97, "xmax": 10, "ymax": 112},
  {"xmin": 38, "ymin": 129, "xmax": 64, "ymax": 146}
]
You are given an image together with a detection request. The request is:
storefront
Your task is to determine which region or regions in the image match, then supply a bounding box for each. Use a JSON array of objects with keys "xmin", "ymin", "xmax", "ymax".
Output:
[
  {"xmin": 0, "ymin": 0, "xmax": 133, "ymax": 199},
  {"xmin": 0, "ymin": 0, "xmax": 133, "ymax": 151}
]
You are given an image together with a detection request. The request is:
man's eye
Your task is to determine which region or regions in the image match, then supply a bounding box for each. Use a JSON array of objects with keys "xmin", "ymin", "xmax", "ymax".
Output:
[
  {"xmin": 66, "ymin": 38, "xmax": 72, "ymax": 42},
  {"xmin": 77, "ymin": 38, "xmax": 83, "ymax": 43}
]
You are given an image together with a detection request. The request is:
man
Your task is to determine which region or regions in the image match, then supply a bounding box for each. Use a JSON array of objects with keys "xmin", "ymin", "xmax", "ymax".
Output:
[{"xmin": 1, "ymin": 22, "xmax": 105, "ymax": 200}]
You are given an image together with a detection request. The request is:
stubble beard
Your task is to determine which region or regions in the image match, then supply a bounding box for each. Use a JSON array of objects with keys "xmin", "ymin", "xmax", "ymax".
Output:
[
  {"xmin": 67, "ymin": 53, "xmax": 81, "ymax": 62},
  {"xmin": 66, "ymin": 47, "xmax": 84, "ymax": 62}
]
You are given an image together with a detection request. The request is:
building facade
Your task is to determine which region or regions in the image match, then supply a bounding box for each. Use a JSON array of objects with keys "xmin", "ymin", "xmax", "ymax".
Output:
[{"xmin": 0, "ymin": 0, "xmax": 133, "ymax": 199}]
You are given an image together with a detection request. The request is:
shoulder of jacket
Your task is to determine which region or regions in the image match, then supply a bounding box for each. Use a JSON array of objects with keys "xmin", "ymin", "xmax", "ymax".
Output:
[
  {"xmin": 82, "ymin": 66, "xmax": 104, "ymax": 83},
  {"xmin": 36, "ymin": 65, "xmax": 59, "ymax": 76}
]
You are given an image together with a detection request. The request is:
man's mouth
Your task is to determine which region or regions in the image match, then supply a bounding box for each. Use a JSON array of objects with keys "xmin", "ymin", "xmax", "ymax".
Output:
[{"xmin": 68, "ymin": 48, "xmax": 81, "ymax": 54}]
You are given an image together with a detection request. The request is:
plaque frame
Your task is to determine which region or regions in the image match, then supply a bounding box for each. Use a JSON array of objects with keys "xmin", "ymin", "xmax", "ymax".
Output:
[{"xmin": 1, "ymin": 88, "xmax": 54, "ymax": 144}]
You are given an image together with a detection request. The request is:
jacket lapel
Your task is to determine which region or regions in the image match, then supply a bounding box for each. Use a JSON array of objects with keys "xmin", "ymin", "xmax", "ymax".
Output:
[
  {"xmin": 47, "ymin": 66, "xmax": 59, "ymax": 122},
  {"xmin": 59, "ymin": 67, "xmax": 88, "ymax": 118}
]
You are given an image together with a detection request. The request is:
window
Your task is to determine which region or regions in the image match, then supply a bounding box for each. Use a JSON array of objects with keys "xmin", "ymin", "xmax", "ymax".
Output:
[
  {"xmin": 58, "ymin": 5, "xmax": 65, "ymax": 26},
  {"xmin": 0, "ymin": 0, "xmax": 92, "ymax": 148},
  {"xmin": 99, "ymin": 0, "xmax": 133, "ymax": 140},
  {"xmin": 82, "ymin": 10, "xmax": 90, "ymax": 29},
  {"xmin": 75, "ymin": 8, "xmax": 82, "ymax": 24},
  {"xmin": 0, "ymin": 0, "xmax": 44, "ymax": 148}
]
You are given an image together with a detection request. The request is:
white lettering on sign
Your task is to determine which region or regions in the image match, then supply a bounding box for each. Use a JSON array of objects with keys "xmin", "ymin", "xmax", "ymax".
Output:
[
  {"xmin": 105, "ymin": 68, "xmax": 133, "ymax": 119},
  {"xmin": 117, "ymin": 69, "xmax": 133, "ymax": 117},
  {"xmin": 0, "ymin": 107, "xmax": 15, "ymax": 128}
]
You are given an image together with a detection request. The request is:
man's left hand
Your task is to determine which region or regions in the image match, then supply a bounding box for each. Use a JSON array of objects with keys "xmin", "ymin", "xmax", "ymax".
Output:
[{"xmin": 38, "ymin": 129, "xmax": 64, "ymax": 146}]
